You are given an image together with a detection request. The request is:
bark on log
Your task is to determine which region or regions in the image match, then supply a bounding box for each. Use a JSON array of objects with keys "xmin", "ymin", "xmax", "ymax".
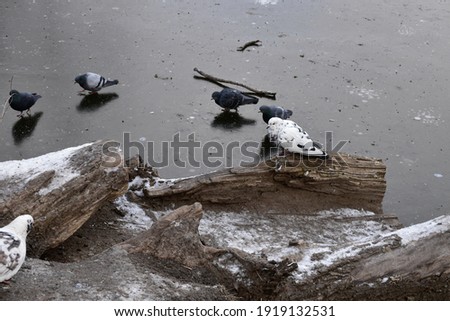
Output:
[
  {"xmin": 137, "ymin": 153, "xmax": 387, "ymax": 214},
  {"xmin": 118, "ymin": 202, "xmax": 299, "ymax": 299},
  {"xmin": 116, "ymin": 203, "xmax": 450, "ymax": 300},
  {"xmin": 0, "ymin": 141, "xmax": 128, "ymax": 256},
  {"xmin": 2, "ymin": 202, "xmax": 448, "ymax": 300},
  {"xmin": 2, "ymin": 144, "xmax": 447, "ymax": 300}
]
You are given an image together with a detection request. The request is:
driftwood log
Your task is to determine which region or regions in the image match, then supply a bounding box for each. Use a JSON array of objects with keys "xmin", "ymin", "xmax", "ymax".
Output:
[
  {"xmin": 1, "ymin": 143, "xmax": 449, "ymax": 300},
  {"xmin": 1, "ymin": 202, "xmax": 449, "ymax": 300},
  {"xmin": 0, "ymin": 141, "xmax": 128, "ymax": 256},
  {"xmin": 137, "ymin": 153, "xmax": 387, "ymax": 215}
]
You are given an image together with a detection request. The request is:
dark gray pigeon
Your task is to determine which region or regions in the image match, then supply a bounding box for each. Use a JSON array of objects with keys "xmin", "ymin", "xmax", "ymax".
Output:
[
  {"xmin": 8, "ymin": 90, "xmax": 42, "ymax": 117},
  {"xmin": 212, "ymin": 88, "xmax": 258, "ymax": 111},
  {"xmin": 74, "ymin": 72, "xmax": 119, "ymax": 93},
  {"xmin": 259, "ymin": 105, "xmax": 293, "ymax": 124}
]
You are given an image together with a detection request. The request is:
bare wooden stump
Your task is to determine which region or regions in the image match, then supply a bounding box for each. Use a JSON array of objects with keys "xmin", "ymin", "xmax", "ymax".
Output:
[{"xmin": 118, "ymin": 202, "xmax": 299, "ymax": 299}]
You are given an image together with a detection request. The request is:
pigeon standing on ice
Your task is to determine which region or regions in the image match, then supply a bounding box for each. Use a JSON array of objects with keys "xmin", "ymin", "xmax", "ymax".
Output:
[
  {"xmin": 74, "ymin": 72, "xmax": 119, "ymax": 93},
  {"xmin": 259, "ymin": 105, "xmax": 293, "ymax": 123},
  {"xmin": 8, "ymin": 90, "xmax": 42, "ymax": 117},
  {"xmin": 267, "ymin": 117, "xmax": 327, "ymax": 157},
  {"xmin": 0, "ymin": 214, "xmax": 34, "ymax": 283},
  {"xmin": 212, "ymin": 88, "xmax": 258, "ymax": 111}
]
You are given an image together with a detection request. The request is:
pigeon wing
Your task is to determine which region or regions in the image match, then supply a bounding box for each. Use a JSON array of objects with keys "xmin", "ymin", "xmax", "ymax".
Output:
[
  {"xmin": 85, "ymin": 72, "xmax": 104, "ymax": 90},
  {"xmin": 0, "ymin": 231, "xmax": 23, "ymax": 281}
]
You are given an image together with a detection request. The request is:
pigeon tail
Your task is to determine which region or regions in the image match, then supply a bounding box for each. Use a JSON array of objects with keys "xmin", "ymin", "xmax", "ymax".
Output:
[
  {"xmin": 242, "ymin": 95, "xmax": 258, "ymax": 105},
  {"xmin": 104, "ymin": 79, "xmax": 119, "ymax": 88}
]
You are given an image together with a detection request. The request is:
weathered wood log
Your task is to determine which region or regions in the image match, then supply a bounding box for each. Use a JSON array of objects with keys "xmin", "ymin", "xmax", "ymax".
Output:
[
  {"xmin": 0, "ymin": 141, "xmax": 129, "ymax": 256},
  {"xmin": 137, "ymin": 153, "xmax": 387, "ymax": 214},
  {"xmin": 277, "ymin": 216, "xmax": 450, "ymax": 300},
  {"xmin": 118, "ymin": 202, "xmax": 299, "ymax": 299},
  {"xmin": 2, "ymin": 201, "xmax": 448, "ymax": 300}
]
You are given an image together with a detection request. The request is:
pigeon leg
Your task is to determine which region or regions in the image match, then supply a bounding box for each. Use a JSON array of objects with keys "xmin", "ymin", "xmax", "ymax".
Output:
[
  {"xmin": 17, "ymin": 111, "xmax": 24, "ymax": 118},
  {"xmin": 26, "ymin": 109, "xmax": 31, "ymax": 116}
]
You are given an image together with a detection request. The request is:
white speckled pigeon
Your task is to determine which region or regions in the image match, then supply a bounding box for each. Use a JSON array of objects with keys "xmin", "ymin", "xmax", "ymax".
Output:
[
  {"xmin": 0, "ymin": 214, "xmax": 34, "ymax": 283},
  {"xmin": 267, "ymin": 117, "xmax": 327, "ymax": 157}
]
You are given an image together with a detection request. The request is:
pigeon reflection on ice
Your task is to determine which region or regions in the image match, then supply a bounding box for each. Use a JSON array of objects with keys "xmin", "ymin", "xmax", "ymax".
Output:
[
  {"xmin": 76, "ymin": 93, "xmax": 119, "ymax": 112},
  {"xmin": 11, "ymin": 111, "xmax": 43, "ymax": 145},
  {"xmin": 211, "ymin": 110, "xmax": 256, "ymax": 129}
]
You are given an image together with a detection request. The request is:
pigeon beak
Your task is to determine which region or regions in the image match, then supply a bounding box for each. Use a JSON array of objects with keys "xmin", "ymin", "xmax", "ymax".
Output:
[{"xmin": 266, "ymin": 125, "xmax": 270, "ymax": 129}]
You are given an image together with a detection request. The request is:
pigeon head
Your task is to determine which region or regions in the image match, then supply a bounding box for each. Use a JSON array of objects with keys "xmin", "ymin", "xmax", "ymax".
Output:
[
  {"xmin": 9, "ymin": 89, "xmax": 19, "ymax": 96},
  {"xmin": 259, "ymin": 105, "xmax": 271, "ymax": 113},
  {"xmin": 211, "ymin": 91, "xmax": 220, "ymax": 102},
  {"xmin": 74, "ymin": 74, "xmax": 85, "ymax": 86},
  {"xmin": 4, "ymin": 215, "xmax": 34, "ymax": 238}
]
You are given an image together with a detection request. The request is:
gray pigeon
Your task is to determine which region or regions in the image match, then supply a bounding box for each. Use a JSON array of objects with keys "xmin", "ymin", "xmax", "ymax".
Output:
[
  {"xmin": 8, "ymin": 90, "xmax": 42, "ymax": 117},
  {"xmin": 212, "ymin": 88, "xmax": 258, "ymax": 111},
  {"xmin": 0, "ymin": 214, "xmax": 34, "ymax": 283},
  {"xmin": 74, "ymin": 72, "xmax": 119, "ymax": 93},
  {"xmin": 259, "ymin": 105, "xmax": 293, "ymax": 124}
]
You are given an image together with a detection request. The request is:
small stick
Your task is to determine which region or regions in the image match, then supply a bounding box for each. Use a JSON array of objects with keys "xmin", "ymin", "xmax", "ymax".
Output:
[
  {"xmin": 193, "ymin": 67, "xmax": 276, "ymax": 100},
  {"xmin": 9, "ymin": 75, "xmax": 14, "ymax": 91},
  {"xmin": 0, "ymin": 96, "xmax": 11, "ymax": 123},
  {"xmin": 237, "ymin": 40, "xmax": 262, "ymax": 52}
]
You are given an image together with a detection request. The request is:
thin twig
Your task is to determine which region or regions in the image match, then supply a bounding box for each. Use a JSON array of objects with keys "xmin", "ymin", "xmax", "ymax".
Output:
[
  {"xmin": 193, "ymin": 67, "xmax": 276, "ymax": 100},
  {"xmin": 237, "ymin": 40, "xmax": 262, "ymax": 52},
  {"xmin": 0, "ymin": 96, "xmax": 11, "ymax": 123}
]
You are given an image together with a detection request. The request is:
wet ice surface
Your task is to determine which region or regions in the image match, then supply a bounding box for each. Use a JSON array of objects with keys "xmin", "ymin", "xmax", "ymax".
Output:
[{"xmin": 1, "ymin": 0, "xmax": 450, "ymax": 226}]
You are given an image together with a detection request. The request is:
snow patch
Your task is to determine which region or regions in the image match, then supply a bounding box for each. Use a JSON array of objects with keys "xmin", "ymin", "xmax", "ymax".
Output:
[
  {"xmin": 318, "ymin": 208, "xmax": 375, "ymax": 217},
  {"xmin": 199, "ymin": 208, "xmax": 450, "ymax": 281},
  {"xmin": 0, "ymin": 143, "xmax": 92, "ymax": 196},
  {"xmin": 114, "ymin": 195, "xmax": 152, "ymax": 231},
  {"xmin": 391, "ymin": 215, "xmax": 449, "ymax": 244}
]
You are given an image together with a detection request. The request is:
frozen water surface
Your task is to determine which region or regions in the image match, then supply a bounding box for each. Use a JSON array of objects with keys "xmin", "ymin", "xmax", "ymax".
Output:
[{"xmin": 1, "ymin": 0, "xmax": 450, "ymax": 226}]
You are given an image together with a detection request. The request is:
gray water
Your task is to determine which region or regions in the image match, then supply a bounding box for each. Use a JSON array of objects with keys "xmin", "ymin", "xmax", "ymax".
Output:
[{"xmin": 1, "ymin": 0, "xmax": 449, "ymax": 226}]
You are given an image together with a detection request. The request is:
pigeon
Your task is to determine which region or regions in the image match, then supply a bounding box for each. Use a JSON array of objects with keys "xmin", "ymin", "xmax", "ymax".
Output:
[
  {"xmin": 8, "ymin": 90, "xmax": 42, "ymax": 117},
  {"xmin": 0, "ymin": 214, "xmax": 34, "ymax": 283},
  {"xmin": 259, "ymin": 105, "xmax": 293, "ymax": 123},
  {"xmin": 267, "ymin": 117, "xmax": 300, "ymax": 140},
  {"xmin": 267, "ymin": 117, "xmax": 327, "ymax": 157},
  {"xmin": 74, "ymin": 72, "xmax": 119, "ymax": 93},
  {"xmin": 212, "ymin": 88, "xmax": 258, "ymax": 111}
]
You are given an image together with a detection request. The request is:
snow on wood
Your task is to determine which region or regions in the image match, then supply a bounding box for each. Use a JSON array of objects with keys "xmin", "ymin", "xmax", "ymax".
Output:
[{"xmin": 0, "ymin": 141, "xmax": 129, "ymax": 256}]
